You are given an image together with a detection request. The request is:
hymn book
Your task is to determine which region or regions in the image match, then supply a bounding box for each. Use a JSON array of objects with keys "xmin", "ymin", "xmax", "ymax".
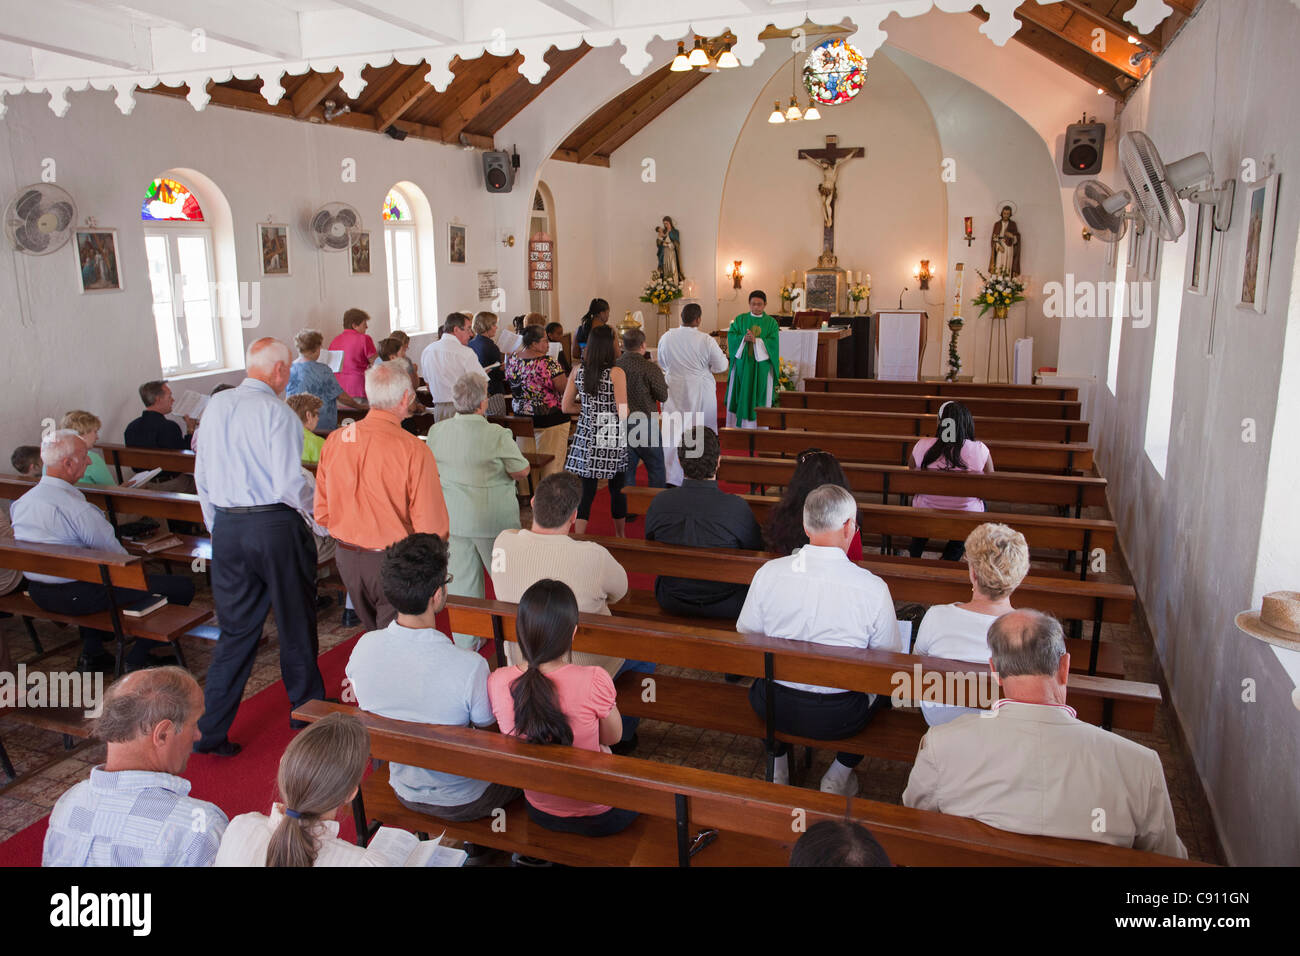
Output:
[
  {"xmin": 364, "ymin": 827, "xmax": 469, "ymax": 867},
  {"xmin": 172, "ymin": 390, "xmax": 209, "ymax": 420},
  {"xmin": 123, "ymin": 468, "xmax": 162, "ymax": 488}
]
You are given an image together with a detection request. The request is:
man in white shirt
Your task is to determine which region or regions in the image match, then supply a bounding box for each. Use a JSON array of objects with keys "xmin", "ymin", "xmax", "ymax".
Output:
[
  {"xmin": 902, "ymin": 609, "xmax": 1187, "ymax": 858},
  {"xmin": 43, "ymin": 667, "xmax": 228, "ymax": 866},
  {"xmin": 736, "ymin": 484, "xmax": 899, "ymax": 796},
  {"xmin": 346, "ymin": 533, "xmax": 521, "ymax": 821},
  {"xmin": 12, "ymin": 430, "xmax": 194, "ymax": 673},
  {"xmin": 657, "ymin": 303, "xmax": 729, "ymax": 486},
  {"xmin": 419, "ymin": 313, "xmax": 487, "ymax": 423}
]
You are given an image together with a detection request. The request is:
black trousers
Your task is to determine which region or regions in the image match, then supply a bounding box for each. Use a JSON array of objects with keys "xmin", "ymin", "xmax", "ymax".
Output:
[
  {"xmin": 654, "ymin": 581, "xmax": 748, "ymax": 619},
  {"xmin": 748, "ymin": 680, "xmax": 877, "ymax": 768},
  {"xmin": 525, "ymin": 800, "xmax": 639, "ymax": 837},
  {"xmin": 197, "ymin": 507, "xmax": 325, "ymax": 749},
  {"xmin": 578, "ymin": 473, "xmax": 627, "ymax": 521},
  {"xmin": 27, "ymin": 575, "xmax": 195, "ymax": 665},
  {"xmin": 908, "ymin": 537, "xmax": 965, "ymax": 561}
]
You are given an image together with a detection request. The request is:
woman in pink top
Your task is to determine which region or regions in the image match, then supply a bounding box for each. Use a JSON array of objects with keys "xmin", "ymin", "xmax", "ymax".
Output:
[
  {"xmin": 329, "ymin": 308, "xmax": 378, "ymax": 398},
  {"xmin": 906, "ymin": 402, "xmax": 994, "ymax": 561},
  {"xmin": 486, "ymin": 579, "xmax": 638, "ymax": 837}
]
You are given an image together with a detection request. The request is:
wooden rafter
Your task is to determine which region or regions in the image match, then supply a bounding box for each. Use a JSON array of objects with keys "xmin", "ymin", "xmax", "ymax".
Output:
[
  {"xmin": 375, "ymin": 64, "xmax": 436, "ymax": 130},
  {"xmin": 442, "ymin": 52, "xmax": 525, "ymax": 143},
  {"xmin": 1058, "ymin": 0, "xmax": 1163, "ymax": 52},
  {"xmin": 1015, "ymin": 3, "xmax": 1142, "ymax": 78},
  {"xmin": 290, "ymin": 70, "xmax": 341, "ymax": 118}
]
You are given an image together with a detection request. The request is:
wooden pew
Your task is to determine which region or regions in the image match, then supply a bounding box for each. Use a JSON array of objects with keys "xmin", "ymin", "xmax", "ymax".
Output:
[
  {"xmin": 0, "ymin": 539, "xmax": 213, "ymax": 675},
  {"xmin": 448, "ymin": 598, "xmax": 1160, "ymax": 763},
  {"xmin": 721, "ymin": 427, "xmax": 1094, "ymax": 475},
  {"xmin": 290, "ymin": 700, "xmax": 1194, "ymax": 867},
  {"xmin": 623, "ymin": 485, "xmax": 1115, "ymax": 578},
  {"xmin": 758, "ymin": 406, "xmax": 1090, "ymax": 444},
  {"xmin": 804, "ymin": 378, "xmax": 1080, "ymax": 402},
  {"xmin": 98, "ymin": 443, "xmax": 196, "ymax": 479},
  {"xmin": 582, "ymin": 535, "xmax": 1129, "ymax": 677},
  {"xmin": 715, "ymin": 455, "xmax": 1107, "ymax": 515},
  {"xmin": 779, "ymin": 390, "xmax": 1083, "ymax": 421}
]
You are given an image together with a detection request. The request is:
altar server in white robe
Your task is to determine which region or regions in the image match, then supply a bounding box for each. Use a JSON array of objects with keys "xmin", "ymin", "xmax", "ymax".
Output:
[{"xmin": 657, "ymin": 303, "xmax": 729, "ymax": 486}]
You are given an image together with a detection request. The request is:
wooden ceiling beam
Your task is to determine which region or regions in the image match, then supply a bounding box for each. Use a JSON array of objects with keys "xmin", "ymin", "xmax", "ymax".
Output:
[
  {"xmin": 204, "ymin": 81, "xmax": 294, "ymax": 115},
  {"xmin": 1016, "ymin": 3, "xmax": 1142, "ymax": 77},
  {"xmin": 441, "ymin": 52, "xmax": 526, "ymax": 143},
  {"xmin": 551, "ymin": 146, "xmax": 609, "ymax": 167},
  {"xmin": 375, "ymin": 64, "xmax": 435, "ymax": 130},
  {"xmin": 290, "ymin": 70, "xmax": 342, "ymax": 118},
  {"xmin": 970, "ymin": 7, "xmax": 1125, "ymax": 98},
  {"xmin": 1057, "ymin": 0, "xmax": 1162, "ymax": 52},
  {"xmin": 573, "ymin": 68, "xmax": 690, "ymax": 164}
]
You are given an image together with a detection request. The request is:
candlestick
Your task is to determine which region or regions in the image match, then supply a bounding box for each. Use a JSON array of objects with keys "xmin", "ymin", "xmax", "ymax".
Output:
[{"xmin": 953, "ymin": 262, "xmax": 965, "ymax": 318}]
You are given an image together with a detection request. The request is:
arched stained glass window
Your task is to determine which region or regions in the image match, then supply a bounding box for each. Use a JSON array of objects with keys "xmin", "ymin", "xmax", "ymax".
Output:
[
  {"xmin": 382, "ymin": 189, "xmax": 412, "ymax": 222},
  {"xmin": 142, "ymin": 177, "xmax": 205, "ymax": 221}
]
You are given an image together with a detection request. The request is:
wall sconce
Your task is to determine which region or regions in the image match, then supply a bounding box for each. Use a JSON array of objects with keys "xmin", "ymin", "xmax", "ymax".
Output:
[
  {"xmin": 1082, "ymin": 228, "xmax": 1093, "ymax": 242},
  {"xmin": 500, "ymin": 230, "xmax": 516, "ymax": 247},
  {"xmin": 726, "ymin": 259, "xmax": 744, "ymax": 289},
  {"xmin": 964, "ymin": 217, "xmax": 975, "ymax": 247},
  {"xmin": 913, "ymin": 259, "xmax": 932, "ymax": 290}
]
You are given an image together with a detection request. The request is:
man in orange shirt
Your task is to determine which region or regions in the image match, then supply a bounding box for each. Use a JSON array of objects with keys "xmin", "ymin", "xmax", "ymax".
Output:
[{"xmin": 316, "ymin": 360, "xmax": 450, "ymax": 632}]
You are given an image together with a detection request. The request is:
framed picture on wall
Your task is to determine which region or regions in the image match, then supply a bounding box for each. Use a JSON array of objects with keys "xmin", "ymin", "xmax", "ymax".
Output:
[
  {"xmin": 448, "ymin": 223, "xmax": 467, "ymax": 264},
  {"xmin": 259, "ymin": 223, "xmax": 290, "ymax": 276},
  {"xmin": 1187, "ymin": 203, "xmax": 1214, "ymax": 295},
  {"xmin": 350, "ymin": 231, "xmax": 371, "ymax": 275},
  {"xmin": 74, "ymin": 229, "xmax": 122, "ymax": 293},
  {"xmin": 1237, "ymin": 173, "xmax": 1280, "ymax": 313}
]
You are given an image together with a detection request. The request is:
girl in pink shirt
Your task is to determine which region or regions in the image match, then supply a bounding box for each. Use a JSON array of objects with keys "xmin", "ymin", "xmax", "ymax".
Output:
[
  {"xmin": 486, "ymin": 579, "xmax": 639, "ymax": 837},
  {"xmin": 907, "ymin": 401, "xmax": 994, "ymax": 561},
  {"xmin": 329, "ymin": 308, "xmax": 378, "ymax": 398}
]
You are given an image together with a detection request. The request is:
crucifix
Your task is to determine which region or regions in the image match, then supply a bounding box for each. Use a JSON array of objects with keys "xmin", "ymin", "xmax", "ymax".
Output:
[{"xmin": 797, "ymin": 134, "xmax": 864, "ymax": 267}]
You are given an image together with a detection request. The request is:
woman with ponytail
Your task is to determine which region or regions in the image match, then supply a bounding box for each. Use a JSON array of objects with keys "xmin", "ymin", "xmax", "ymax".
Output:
[
  {"xmin": 573, "ymin": 297, "xmax": 609, "ymax": 360},
  {"xmin": 906, "ymin": 401, "xmax": 994, "ymax": 561},
  {"xmin": 486, "ymin": 579, "xmax": 638, "ymax": 837},
  {"xmin": 217, "ymin": 712, "xmax": 402, "ymax": 866}
]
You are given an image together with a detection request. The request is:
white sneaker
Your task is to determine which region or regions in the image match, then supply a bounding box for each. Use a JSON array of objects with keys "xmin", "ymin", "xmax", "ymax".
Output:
[
  {"xmin": 820, "ymin": 767, "xmax": 860, "ymax": 798},
  {"xmin": 771, "ymin": 752, "xmax": 790, "ymax": 785}
]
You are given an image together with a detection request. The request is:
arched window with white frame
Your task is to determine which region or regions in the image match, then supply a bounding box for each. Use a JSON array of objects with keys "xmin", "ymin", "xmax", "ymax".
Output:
[
  {"xmin": 383, "ymin": 186, "xmax": 422, "ymax": 331},
  {"xmin": 141, "ymin": 176, "xmax": 222, "ymax": 375}
]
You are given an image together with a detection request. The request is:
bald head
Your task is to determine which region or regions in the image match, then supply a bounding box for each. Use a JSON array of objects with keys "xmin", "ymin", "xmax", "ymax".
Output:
[
  {"xmin": 42, "ymin": 429, "xmax": 90, "ymax": 483},
  {"xmin": 96, "ymin": 666, "xmax": 205, "ymax": 776},
  {"xmin": 246, "ymin": 337, "xmax": 293, "ymax": 393},
  {"xmin": 987, "ymin": 609, "xmax": 1067, "ymax": 679}
]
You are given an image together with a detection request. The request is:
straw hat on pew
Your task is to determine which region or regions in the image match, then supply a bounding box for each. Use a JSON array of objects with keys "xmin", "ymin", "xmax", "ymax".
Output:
[{"xmin": 1235, "ymin": 591, "xmax": 1300, "ymax": 652}]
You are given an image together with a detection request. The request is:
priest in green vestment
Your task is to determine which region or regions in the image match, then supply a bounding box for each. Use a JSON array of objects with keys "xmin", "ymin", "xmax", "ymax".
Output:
[{"xmin": 726, "ymin": 290, "xmax": 780, "ymax": 428}]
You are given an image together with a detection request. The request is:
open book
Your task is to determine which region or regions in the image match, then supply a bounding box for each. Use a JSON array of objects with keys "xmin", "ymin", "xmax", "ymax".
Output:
[
  {"xmin": 172, "ymin": 390, "xmax": 209, "ymax": 420},
  {"xmin": 123, "ymin": 467, "xmax": 161, "ymax": 488},
  {"xmin": 363, "ymin": 827, "xmax": 468, "ymax": 867},
  {"xmin": 323, "ymin": 349, "xmax": 346, "ymax": 373}
]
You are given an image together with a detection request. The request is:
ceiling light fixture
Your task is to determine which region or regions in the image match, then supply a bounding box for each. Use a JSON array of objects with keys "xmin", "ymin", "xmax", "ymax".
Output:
[
  {"xmin": 688, "ymin": 37, "xmax": 709, "ymax": 67},
  {"xmin": 768, "ymin": 100, "xmax": 785, "ymax": 124},
  {"xmin": 803, "ymin": 102, "xmax": 821, "ymax": 121},
  {"xmin": 785, "ymin": 96, "xmax": 803, "ymax": 122},
  {"xmin": 717, "ymin": 42, "xmax": 739, "ymax": 69},
  {"xmin": 671, "ymin": 41, "xmax": 691, "ymax": 72}
]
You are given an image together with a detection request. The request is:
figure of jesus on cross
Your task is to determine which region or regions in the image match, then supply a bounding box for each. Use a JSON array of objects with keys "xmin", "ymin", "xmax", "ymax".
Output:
[{"xmin": 798, "ymin": 135, "xmax": 865, "ymax": 261}]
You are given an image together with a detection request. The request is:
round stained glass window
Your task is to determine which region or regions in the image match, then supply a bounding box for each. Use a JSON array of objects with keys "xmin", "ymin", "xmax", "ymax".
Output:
[{"xmin": 802, "ymin": 38, "xmax": 868, "ymax": 106}]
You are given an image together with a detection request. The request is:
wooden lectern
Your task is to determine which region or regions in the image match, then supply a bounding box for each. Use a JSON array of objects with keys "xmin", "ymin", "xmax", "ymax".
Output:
[{"xmin": 873, "ymin": 311, "xmax": 927, "ymax": 381}]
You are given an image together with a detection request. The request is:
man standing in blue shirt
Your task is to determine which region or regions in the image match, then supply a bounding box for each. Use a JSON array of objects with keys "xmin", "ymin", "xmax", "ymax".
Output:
[{"xmin": 194, "ymin": 338, "xmax": 325, "ymax": 756}]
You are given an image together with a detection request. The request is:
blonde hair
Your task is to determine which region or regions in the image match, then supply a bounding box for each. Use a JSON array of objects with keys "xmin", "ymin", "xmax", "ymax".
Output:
[
  {"xmin": 472, "ymin": 311, "xmax": 498, "ymax": 336},
  {"xmin": 964, "ymin": 522, "xmax": 1029, "ymax": 600},
  {"xmin": 285, "ymin": 393, "xmax": 322, "ymax": 423},
  {"xmin": 266, "ymin": 712, "xmax": 370, "ymax": 867},
  {"xmin": 60, "ymin": 410, "xmax": 102, "ymax": 435},
  {"xmin": 294, "ymin": 329, "xmax": 324, "ymax": 354}
]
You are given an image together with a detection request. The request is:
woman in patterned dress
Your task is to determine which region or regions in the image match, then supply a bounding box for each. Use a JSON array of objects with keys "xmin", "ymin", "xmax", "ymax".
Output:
[
  {"xmin": 561, "ymin": 324, "xmax": 628, "ymax": 536},
  {"xmin": 503, "ymin": 325, "xmax": 570, "ymax": 480}
]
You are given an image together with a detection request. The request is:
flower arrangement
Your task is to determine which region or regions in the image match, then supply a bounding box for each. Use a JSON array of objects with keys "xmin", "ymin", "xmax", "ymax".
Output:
[
  {"xmin": 946, "ymin": 317, "xmax": 964, "ymax": 381},
  {"xmin": 848, "ymin": 283, "xmax": 870, "ymax": 302},
  {"xmin": 803, "ymin": 38, "xmax": 868, "ymax": 105},
  {"xmin": 971, "ymin": 269, "xmax": 1025, "ymax": 316},
  {"xmin": 640, "ymin": 272, "xmax": 683, "ymax": 306},
  {"xmin": 777, "ymin": 357, "xmax": 800, "ymax": 392}
]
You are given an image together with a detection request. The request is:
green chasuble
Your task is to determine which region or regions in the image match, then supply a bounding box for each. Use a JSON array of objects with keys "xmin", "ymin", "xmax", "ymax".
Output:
[{"xmin": 726, "ymin": 311, "xmax": 780, "ymax": 423}]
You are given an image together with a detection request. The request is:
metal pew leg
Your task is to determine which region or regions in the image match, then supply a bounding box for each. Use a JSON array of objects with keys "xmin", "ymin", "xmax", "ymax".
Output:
[{"xmin": 22, "ymin": 617, "xmax": 43, "ymax": 654}]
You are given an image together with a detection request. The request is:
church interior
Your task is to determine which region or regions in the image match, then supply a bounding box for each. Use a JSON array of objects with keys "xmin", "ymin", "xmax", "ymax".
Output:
[{"xmin": 0, "ymin": 0, "xmax": 1297, "ymax": 878}]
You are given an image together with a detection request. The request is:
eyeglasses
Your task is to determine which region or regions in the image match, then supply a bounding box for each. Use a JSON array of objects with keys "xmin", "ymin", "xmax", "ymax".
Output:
[{"xmin": 442, "ymin": 573, "xmax": 454, "ymax": 587}]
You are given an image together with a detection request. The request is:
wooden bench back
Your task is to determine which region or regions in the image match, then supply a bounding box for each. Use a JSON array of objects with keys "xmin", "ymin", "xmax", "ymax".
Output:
[
  {"xmin": 0, "ymin": 475, "xmax": 206, "ymax": 526},
  {"xmin": 758, "ymin": 406, "xmax": 1090, "ymax": 444},
  {"xmin": 0, "ymin": 539, "xmax": 149, "ymax": 589},
  {"xmin": 488, "ymin": 414, "xmax": 537, "ymax": 439},
  {"xmin": 582, "ymin": 535, "xmax": 1133, "ymax": 624},
  {"xmin": 804, "ymin": 378, "xmax": 1080, "ymax": 402},
  {"xmin": 780, "ymin": 390, "xmax": 1083, "ymax": 421},
  {"xmin": 97, "ymin": 443, "xmax": 197, "ymax": 476},
  {"xmin": 624, "ymin": 485, "xmax": 1116, "ymax": 554},
  {"xmin": 446, "ymin": 597, "xmax": 1159, "ymax": 731},
  {"xmin": 720, "ymin": 428, "xmax": 1094, "ymax": 474},
  {"xmin": 715, "ymin": 456, "xmax": 1107, "ymax": 509},
  {"xmin": 292, "ymin": 700, "xmax": 1191, "ymax": 867}
]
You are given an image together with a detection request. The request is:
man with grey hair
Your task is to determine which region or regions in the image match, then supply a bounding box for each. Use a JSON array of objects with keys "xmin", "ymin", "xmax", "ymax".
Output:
[
  {"xmin": 43, "ymin": 667, "xmax": 228, "ymax": 866},
  {"xmin": 427, "ymin": 372, "xmax": 530, "ymax": 648},
  {"xmin": 419, "ymin": 312, "xmax": 487, "ymax": 424},
  {"xmin": 12, "ymin": 431, "xmax": 194, "ymax": 673},
  {"xmin": 195, "ymin": 337, "xmax": 324, "ymax": 756},
  {"xmin": 736, "ymin": 484, "xmax": 899, "ymax": 795},
  {"xmin": 316, "ymin": 360, "xmax": 449, "ymax": 634},
  {"xmin": 902, "ymin": 609, "xmax": 1186, "ymax": 858}
]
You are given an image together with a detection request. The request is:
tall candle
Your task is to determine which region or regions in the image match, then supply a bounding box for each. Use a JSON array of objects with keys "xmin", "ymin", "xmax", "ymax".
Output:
[{"xmin": 953, "ymin": 262, "xmax": 965, "ymax": 318}]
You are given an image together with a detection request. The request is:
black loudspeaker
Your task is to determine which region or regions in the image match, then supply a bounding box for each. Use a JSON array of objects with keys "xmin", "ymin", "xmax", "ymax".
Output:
[
  {"xmin": 482, "ymin": 151, "xmax": 515, "ymax": 193},
  {"xmin": 1063, "ymin": 122, "xmax": 1106, "ymax": 176}
]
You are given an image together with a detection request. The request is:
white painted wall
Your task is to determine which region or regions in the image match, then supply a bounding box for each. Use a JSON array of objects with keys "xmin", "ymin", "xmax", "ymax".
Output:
[{"xmin": 1090, "ymin": 0, "xmax": 1300, "ymax": 865}]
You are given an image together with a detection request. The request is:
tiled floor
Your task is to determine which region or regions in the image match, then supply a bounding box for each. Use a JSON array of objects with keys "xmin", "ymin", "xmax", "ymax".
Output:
[{"xmin": 0, "ymin": 502, "xmax": 1225, "ymax": 864}]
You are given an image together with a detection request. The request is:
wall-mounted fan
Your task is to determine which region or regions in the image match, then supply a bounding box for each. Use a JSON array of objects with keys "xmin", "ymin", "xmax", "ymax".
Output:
[
  {"xmin": 4, "ymin": 184, "xmax": 77, "ymax": 255},
  {"xmin": 305, "ymin": 202, "xmax": 363, "ymax": 252},
  {"xmin": 1072, "ymin": 130, "xmax": 1234, "ymax": 243}
]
